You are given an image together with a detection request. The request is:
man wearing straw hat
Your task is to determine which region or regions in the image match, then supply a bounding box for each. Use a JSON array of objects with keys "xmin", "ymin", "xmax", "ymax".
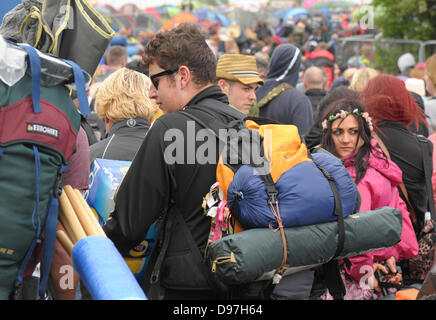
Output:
[
  {"xmin": 102, "ymin": 23, "xmax": 245, "ymax": 300},
  {"xmin": 216, "ymin": 53, "xmax": 264, "ymax": 115}
]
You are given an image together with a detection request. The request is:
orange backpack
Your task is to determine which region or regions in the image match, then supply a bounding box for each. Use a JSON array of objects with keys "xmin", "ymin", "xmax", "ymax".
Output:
[{"xmin": 215, "ymin": 119, "xmax": 311, "ymax": 233}]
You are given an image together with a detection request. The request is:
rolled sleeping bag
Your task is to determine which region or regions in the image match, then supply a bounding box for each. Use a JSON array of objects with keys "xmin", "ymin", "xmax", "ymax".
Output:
[
  {"xmin": 72, "ymin": 236, "xmax": 147, "ymax": 300},
  {"xmin": 207, "ymin": 207, "xmax": 402, "ymax": 285},
  {"xmin": 227, "ymin": 152, "xmax": 357, "ymax": 228}
]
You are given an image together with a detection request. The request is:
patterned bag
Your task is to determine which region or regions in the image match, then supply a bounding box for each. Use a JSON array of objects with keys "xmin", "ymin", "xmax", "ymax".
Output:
[
  {"xmin": 373, "ymin": 132, "xmax": 436, "ymax": 283},
  {"xmin": 408, "ymin": 217, "xmax": 436, "ymax": 281}
]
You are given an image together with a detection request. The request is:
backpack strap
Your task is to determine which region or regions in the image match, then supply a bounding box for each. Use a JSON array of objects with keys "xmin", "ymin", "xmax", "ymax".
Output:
[
  {"xmin": 255, "ymin": 83, "xmax": 294, "ymax": 109},
  {"xmin": 38, "ymin": 165, "xmax": 66, "ymax": 300},
  {"xmin": 145, "ymin": 207, "xmax": 174, "ymax": 300},
  {"xmin": 60, "ymin": 58, "xmax": 90, "ymax": 116},
  {"xmin": 172, "ymin": 207, "xmax": 226, "ymax": 294},
  {"xmin": 16, "ymin": 43, "xmax": 42, "ymax": 113}
]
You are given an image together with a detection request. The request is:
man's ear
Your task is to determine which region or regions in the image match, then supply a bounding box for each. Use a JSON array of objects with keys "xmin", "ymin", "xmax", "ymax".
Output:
[
  {"xmin": 218, "ymin": 79, "xmax": 229, "ymax": 93},
  {"xmin": 178, "ymin": 65, "xmax": 191, "ymax": 89}
]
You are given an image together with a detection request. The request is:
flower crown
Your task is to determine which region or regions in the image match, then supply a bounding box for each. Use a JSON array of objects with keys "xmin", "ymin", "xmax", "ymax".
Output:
[{"xmin": 322, "ymin": 109, "xmax": 373, "ymax": 131}]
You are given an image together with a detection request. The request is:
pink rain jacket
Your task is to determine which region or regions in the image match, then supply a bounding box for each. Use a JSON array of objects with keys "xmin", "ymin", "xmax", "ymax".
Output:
[{"xmin": 342, "ymin": 139, "xmax": 418, "ymax": 283}]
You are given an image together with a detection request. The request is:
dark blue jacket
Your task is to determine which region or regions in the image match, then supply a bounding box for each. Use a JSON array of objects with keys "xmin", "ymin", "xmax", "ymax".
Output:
[{"xmin": 256, "ymin": 44, "xmax": 313, "ymax": 135}]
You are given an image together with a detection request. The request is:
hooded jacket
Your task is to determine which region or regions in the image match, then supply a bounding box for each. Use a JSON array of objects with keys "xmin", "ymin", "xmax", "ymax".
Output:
[
  {"xmin": 256, "ymin": 44, "xmax": 313, "ymax": 136},
  {"xmin": 342, "ymin": 139, "xmax": 418, "ymax": 283}
]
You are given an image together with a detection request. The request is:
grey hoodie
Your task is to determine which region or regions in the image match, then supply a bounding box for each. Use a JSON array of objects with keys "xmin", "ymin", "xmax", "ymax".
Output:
[{"xmin": 256, "ymin": 44, "xmax": 313, "ymax": 135}]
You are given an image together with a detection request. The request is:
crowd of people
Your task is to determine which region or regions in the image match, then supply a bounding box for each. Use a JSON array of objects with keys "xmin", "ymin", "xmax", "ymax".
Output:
[{"xmin": 17, "ymin": 11, "xmax": 436, "ymax": 300}]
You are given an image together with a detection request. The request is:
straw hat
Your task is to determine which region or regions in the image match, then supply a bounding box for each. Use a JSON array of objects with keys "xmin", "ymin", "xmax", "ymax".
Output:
[{"xmin": 216, "ymin": 54, "xmax": 264, "ymax": 85}]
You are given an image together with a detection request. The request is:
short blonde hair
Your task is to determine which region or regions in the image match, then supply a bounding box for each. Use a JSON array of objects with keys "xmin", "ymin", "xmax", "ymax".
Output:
[
  {"xmin": 349, "ymin": 67, "xmax": 379, "ymax": 93},
  {"xmin": 343, "ymin": 67, "xmax": 357, "ymax": 81},
  {"xmin": 95, "ymin": 68, "xmax": 158, "ymax": 122}
]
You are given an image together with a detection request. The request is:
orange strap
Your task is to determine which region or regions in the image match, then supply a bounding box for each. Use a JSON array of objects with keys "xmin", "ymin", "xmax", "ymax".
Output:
[{"xmin": 269, "ymin": 201, "xmax": 287, "ymax": 279}]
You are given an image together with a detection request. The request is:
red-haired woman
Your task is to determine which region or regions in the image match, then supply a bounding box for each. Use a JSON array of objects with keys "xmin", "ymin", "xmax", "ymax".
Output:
[{"xmin": 361, "ymin": 74, "xmax": 434, "ymax": 241}]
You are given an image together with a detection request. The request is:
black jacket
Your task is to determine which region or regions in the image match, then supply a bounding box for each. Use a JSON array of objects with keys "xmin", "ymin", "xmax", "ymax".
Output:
[
  {"xmin": 376, "ymin": 121, "xmax": 434, "ymax": 231},
  {"xmin": 103, "ymin": 85, "xmax": 245, "ymax": 291},
  {"xmin": 89, "ymin": 118, "xmax": 150, "ymax": 164},
  {"xmin": 305, "ymin": 88, "xmax": 327, "ymax": 121}
]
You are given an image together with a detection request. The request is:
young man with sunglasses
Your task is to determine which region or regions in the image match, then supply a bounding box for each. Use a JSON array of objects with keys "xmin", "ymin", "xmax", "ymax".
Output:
[{"xmin": 102, "ymin": 23, "xmax": 245, "ymax": 300}]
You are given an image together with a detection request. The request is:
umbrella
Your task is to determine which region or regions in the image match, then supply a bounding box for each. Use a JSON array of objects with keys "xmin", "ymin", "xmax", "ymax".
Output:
[
  {"xmin": 142, "ymin": 8, "xmax": 162, "ymax": 21},
  {"xmin": 284, "ymin": 8, "xmax": 309, "ymax": 21},
  {"xmin": 160, "ymin": 12, "xmax": 199, "ymax": 31},
  {"xmin": 135, "ymin": 13, "xmax": 163, "ymax": 34},
  {"xmin": 310, "ymin": 1, "xmax": 358, "ymax": 9},
  {"xmin": 193, "ymin": 7, "xmax": 212, "ymax": 21}
]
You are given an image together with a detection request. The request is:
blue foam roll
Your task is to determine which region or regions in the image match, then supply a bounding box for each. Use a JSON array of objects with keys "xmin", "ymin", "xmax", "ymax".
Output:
[{"xmin": 72, "ymin": 236, "xmax": 147, "ymax": 300}]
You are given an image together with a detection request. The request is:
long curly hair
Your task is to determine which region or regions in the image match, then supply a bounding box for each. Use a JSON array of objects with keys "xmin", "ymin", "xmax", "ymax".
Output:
[{"xmin": 320, "ymin": 98, "xmax": 381, "ymax": 184}]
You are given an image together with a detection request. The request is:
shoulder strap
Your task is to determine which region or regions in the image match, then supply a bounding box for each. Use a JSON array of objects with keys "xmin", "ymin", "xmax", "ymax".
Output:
[
  {"xmin": 16, "ymin": 43, "xmax": 42, "ymax": 113},
  {"xmin": 172, "ymin": 208, "xmax": 226, "ymax": 294},
  {"xmin": 255, "ymin": 83, "xmax": 294, "ymax": 108},
  {"xmin": 190, "ymin": 98, "xmax": 246, "ymax": 121},
  {"xmin": 60, "ymin": 58, "xmax": 90, "ymax": 116}
]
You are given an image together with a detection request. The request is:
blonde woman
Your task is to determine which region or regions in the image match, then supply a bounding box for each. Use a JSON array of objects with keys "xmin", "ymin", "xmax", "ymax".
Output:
[
  {"xmin": 89, "ymin": 68, "xmax": 158, "ymax": 164},
  {"xmin": 349, "ymin": 67, "xmax": 379, "ymax": 93}
]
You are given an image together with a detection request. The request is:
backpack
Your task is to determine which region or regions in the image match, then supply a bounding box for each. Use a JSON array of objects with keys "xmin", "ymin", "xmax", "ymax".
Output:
[
  {"xmin": 143, "ymin": 101, "xmax": 359, "ymax": 300},
  {"xmin": 0, "ymin": 40, "xmax": 90, "ymax": 300}
]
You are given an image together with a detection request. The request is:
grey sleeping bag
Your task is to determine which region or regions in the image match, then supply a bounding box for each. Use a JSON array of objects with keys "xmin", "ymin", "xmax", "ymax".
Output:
[{"xmin": 207, "ymin": 207, "xmax": 402, "ymax": 284}]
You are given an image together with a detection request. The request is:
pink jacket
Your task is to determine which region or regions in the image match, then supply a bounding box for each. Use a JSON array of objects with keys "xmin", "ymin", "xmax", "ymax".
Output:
[{"xmin": 342, "ymin": 139, "xmax": 418, "ymax": 283}]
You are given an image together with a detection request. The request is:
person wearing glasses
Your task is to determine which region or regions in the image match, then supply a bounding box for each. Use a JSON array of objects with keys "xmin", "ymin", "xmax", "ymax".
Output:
[{"xmin": 102, "ymin": 23, "xmax": 245, "ymax": 300}]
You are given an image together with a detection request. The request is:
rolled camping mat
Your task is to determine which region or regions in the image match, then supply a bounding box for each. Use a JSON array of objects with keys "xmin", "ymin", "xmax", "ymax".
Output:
[
  {"xmin": 72, "ymin": 236, "xmax": 147, "ymax": 300},
  {"xmin": 207, "ymin": 206, "xmax": 403, "ymax": 285}
]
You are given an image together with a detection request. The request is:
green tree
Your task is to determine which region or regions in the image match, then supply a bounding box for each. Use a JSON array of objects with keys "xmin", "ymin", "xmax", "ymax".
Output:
[
  {"xmin": 371, "ymin": 0, "xmax": 436, "ymax": 41},
  {"xmin": 353, "ymin": 1, "xmax": 436, "ymax": 73}
]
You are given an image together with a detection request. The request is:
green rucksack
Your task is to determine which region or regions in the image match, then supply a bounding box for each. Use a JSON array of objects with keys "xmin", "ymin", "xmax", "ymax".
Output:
[{"xmin": 0, "ymin": 40, "xmax": 90, "ymax": 299}]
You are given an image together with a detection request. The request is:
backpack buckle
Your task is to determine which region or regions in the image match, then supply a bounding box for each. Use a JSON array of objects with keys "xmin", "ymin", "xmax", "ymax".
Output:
[
  {"xmin": 266, "ymin": 185, "xmax": 278, "ymax": 205},
  {"xmin": 53, "ymin": 167, "xmax": 65, "ymax": 197}
]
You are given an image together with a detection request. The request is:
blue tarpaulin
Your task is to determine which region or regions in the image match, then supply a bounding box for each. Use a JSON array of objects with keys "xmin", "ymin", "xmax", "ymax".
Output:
[{"xmin": 0, "ymin": 1, "xmax": 21, "ymax": 23}]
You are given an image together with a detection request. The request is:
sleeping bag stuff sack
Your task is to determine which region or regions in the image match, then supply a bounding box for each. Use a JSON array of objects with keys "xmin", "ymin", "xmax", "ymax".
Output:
[
  {"xmin": 227, "ymin": 151, "xmax": 358, "ymax": 228},
  {"xmin": 207, "ymin": 207, "xmax": 402, "ymax": 285}
]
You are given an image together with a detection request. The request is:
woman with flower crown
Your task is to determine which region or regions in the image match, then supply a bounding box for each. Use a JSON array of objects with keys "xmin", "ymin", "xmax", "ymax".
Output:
[{"xmin": 319, "ymin": 97, "xmax": 418, "ymax": 300}]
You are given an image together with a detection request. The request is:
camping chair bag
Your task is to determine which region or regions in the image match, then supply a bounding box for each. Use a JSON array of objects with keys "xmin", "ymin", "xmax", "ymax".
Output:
[{"xmin": 207, "ymin": 207, "xmax": 403, "ymax": 285}]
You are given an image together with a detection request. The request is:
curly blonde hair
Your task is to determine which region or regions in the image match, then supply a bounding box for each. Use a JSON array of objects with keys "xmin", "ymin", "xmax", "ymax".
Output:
[
  {"xmin": 95, "ymin": 68, "xmax": 158, "ymax": 123},
  {"xmin": 349, "ymin": 67, "xmax": 379, "ymax": 93}
]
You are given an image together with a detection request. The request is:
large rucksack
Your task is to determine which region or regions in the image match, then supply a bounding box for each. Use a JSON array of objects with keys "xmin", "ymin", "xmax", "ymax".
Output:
[
  {"xmin": 143, "ymin": 100, "xmax": 360, "ymax": 300},
  {"xmin": 0, "ymin": 39, "xmax": 90, "ymax": 300}
]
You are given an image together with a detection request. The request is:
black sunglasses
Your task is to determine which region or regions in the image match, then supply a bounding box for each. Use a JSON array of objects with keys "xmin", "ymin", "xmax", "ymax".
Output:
[{"xmin": 150, "ymin": 68, "xmax": 179, "ymax": 89}]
